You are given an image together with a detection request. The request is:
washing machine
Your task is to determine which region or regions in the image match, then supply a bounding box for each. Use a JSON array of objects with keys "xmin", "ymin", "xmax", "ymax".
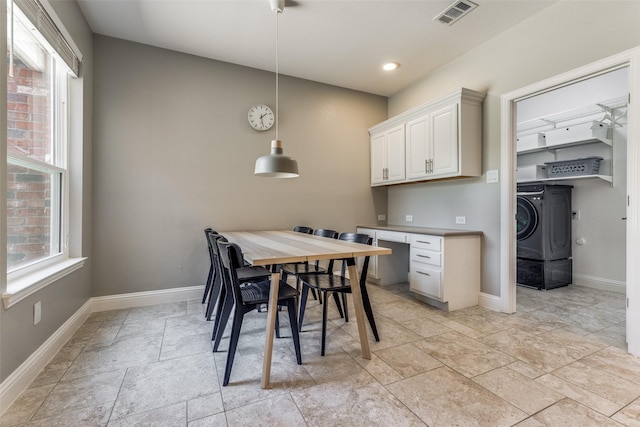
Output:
[{"xmin": 516, "ymin": 184, "xmax": 572, "ymax": 289}]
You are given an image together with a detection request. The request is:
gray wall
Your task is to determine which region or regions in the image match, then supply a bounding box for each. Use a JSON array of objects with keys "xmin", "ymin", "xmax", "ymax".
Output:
[
  {"xmin": 91, "ymin": 35, "xmax": 387, "ymax": 297},
  {"xmin": 1, "ymin": 0, "xmax": 93, "ymax": 382},
  {"xmin": 386, "ymin": 1, "xmax": 640, "ymax": 296}
]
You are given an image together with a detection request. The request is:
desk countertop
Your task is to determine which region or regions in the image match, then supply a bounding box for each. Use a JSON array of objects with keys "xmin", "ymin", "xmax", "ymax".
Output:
[{"xmin": 357, "ymin": 225, "xmax": 483, "ymax": 237}]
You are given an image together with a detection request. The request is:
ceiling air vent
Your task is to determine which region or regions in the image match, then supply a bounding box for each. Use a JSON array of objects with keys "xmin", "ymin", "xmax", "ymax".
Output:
[{"xmin": 434, "ymin": 0, "xmax": 478, "ymax": 26}]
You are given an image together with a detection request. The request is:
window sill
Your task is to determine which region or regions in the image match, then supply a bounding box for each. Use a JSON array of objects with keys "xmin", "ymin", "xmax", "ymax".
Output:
[{"xmin": 3, "ymin": 257, "xmax": 87, "ymax": 309}]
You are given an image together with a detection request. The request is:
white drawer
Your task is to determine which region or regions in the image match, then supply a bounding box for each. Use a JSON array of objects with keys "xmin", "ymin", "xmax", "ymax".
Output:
[
  {"xmin": 411, "ymin": 248, "xmax": 442, "ymax": 267},
  {"xmin": 376, "ymin": 230, "xmax": 407, "ymax": 243},
  {"xmin": 410, "ymin": 234, "xmax": 442, "ymax": 251},
  {"xmin": 410, "ymin": 264, "xmax": 442, "ymax": 300}
]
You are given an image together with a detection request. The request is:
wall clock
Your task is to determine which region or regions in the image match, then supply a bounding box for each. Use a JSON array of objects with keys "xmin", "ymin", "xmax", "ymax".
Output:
[{"xmin": 248, "ymin": 104, "xmax": 275, "ymax": 131}]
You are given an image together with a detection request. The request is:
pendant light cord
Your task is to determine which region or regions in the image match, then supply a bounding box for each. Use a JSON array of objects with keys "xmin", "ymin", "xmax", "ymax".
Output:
[{"xmin": 275, "ymin": 9, "xmax": 280, "ymax": 141}]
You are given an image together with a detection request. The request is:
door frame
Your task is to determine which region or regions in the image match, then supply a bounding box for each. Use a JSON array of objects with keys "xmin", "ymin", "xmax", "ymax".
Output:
[{"xmin": 499, "ymin": 47, "xmax": 640, "ymax": 356}]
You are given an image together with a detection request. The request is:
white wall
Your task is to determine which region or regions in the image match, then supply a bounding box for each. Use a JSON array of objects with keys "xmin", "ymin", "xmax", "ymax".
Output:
[
  {"xmin": 91, "ymin": 35, "xmax": 388, "ymax": 297},
  {"xmin": 386, "ymin": 1, "xmax": 640, "ymax": 296}
]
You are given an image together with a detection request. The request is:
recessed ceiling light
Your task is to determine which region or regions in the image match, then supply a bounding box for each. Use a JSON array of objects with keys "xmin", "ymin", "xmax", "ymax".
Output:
[{"xmin": 383, "ymin": 62, "xmax": 400, "ymax": 71}]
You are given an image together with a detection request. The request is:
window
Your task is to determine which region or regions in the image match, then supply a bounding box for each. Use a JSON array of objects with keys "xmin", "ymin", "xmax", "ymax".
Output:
[
  {"xmin": 4, "ymin": 0, "xmax": 84, "ymax": 307},
  {"xmin": 6, "ymin": 2, "xmax": 69, "ymax": 273}
]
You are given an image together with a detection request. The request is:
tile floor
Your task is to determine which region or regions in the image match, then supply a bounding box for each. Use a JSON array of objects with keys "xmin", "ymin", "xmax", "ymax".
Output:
[{"xmin": 2, "ymin": 283, "xmax": 640, "ymax": 426}]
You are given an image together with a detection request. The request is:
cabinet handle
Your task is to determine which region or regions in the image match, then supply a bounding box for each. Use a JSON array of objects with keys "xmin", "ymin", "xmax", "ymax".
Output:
[
  {"xmin": 416, "ymin": 240, "xmax": 431, "ymax": 244},
  {"xmin": 429, "ymin": 159, "xmax": 433, "ymax": 174},
  {"xmin": 416, "ymin": 271, "xmax": 431, "ymax": 276},
  {"xmin": 417, "ymin": 254, "xmax": 431, "ymax": 259},
  {"xmin": 425, "ymin": 159, "xmax": 428, "ymax": 174}
]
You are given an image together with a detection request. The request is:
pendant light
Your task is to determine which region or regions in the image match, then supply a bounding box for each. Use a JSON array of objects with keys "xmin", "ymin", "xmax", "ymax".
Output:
[{"xmin": 254, "ymin": 0, "xmax": 299, "ymax": 178}]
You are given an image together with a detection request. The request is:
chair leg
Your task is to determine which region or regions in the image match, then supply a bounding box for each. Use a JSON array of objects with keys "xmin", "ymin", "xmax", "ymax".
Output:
[
  {"xmin": 275, "ymin": 309, "xmax": 281, "ymax": 338},
  {"xmin": 332, "ymin": 293, "xmax": 344, "ymax": 319},
  {"xmin": 205, "ymin": 270, "xmax": 221, "ymax": 321},
  {"xmin": 212, "ymin": 290, "xmax": 234, "ymax": 351},
  {"xmin": 202, "ymin": 264, "xmax": 213, "ymax": 304},
  {"xmin": 341, "ymin": 293, "xmax": 349, "ymax": 323},
  {"xmin": 360, "ymin": 284, "xmax": 379, "ymax": 342},
  {"xmin": 321, "ymin": 291, "xmax": 329, "ymax": 356},
  {"xmin": 287, "ymin": 299, "xmax": 302, "ymax": 365},
  {"xmin": 298, "ymin": 284, "xmax": 310, "ymax": 331},
  {"xmin": 222, "ymin": 311, "xmax": 244, "ymax": 386}
]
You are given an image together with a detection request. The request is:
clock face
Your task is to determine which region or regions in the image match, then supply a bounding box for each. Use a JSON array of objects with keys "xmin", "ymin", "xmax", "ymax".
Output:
[{"xmin": 248, "ymin": 104, "xmax": 274, "ymax": 131}]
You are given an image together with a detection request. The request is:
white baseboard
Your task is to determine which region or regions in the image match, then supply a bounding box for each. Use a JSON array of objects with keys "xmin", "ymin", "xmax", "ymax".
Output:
[
  {"xmin": 479, "ymin": 291, "xmax": 502, "ymax": 312},
  {"xmin": 0, "ymin": 300, "xmax": 92, "ymax": 415},
  {"xmin": 91, "ymin": 285, "xmax": 204, "ymax": 312},
  {"xmin": 572, "ymin": 274, "xmax": 626, "ymax": 294},
  {"xmin": 0, "ymin": 285, "xmax": 205, "ymax": 415}
]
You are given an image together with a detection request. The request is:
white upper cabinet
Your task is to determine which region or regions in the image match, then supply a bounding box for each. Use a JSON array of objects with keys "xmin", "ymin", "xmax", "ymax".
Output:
[
  {"xmin": 370, "ymin": 88, "xmax": 485, "ymax": 186},
  {"xmin": 371, "ymin": 124, "xmax": 405, "ymax": 185}
]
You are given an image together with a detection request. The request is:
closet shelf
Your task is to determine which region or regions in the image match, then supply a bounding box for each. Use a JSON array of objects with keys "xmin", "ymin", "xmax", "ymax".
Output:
[
  {"xmin": 517, "ymin": 96, "xmax": 627, "ymax": 136},
  {"xmin": 517, "ymin": 174, "xmax": 613, "ymax": 184}
]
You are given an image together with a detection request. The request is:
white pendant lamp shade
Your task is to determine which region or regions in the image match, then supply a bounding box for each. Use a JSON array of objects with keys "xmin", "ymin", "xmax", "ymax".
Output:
[
  {"xmin": 254, "ymin": 140, "xmax": 299, "ymax": 178},
  {"xmin": 254, "ymin": 0, "xmax": 299, "ymax": 178}
]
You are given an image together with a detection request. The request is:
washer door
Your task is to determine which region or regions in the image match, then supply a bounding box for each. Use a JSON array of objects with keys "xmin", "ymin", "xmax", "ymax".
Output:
[{"xmin": 516, "ymin": 196, "xmax": 538, "ymax": 240}]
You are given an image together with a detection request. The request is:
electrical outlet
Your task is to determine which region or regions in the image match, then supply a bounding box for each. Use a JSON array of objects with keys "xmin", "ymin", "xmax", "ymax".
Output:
[
  {"xmin": 456, "ymin": 216, "xmax": 467, "ymax": 225},
  {"xmin": 34, "ymin": 301, "xmax": 41, "ymax": 325},
  {"xmin": 377, "ymin": 214, "xmax": 386, "ymax": 221},
  {"xmin": 405, "ymin": 215, "xmax": 413, "ymax": 222}
]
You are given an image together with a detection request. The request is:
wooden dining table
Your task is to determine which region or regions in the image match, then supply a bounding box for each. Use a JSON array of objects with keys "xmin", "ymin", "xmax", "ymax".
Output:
[{"xmin": 222, "ymin": 229, "xmax": 392, "ymax": 388}]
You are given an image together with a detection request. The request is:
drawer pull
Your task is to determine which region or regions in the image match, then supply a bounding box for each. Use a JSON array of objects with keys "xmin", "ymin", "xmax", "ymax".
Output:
[
  {"xmin": 417, "ymin": 254, "xmax": 431, "ymax": 259},
  {"xmin": 416, "ymin": 240, "xmax": 431, "ymax": 244},
  {"xmin": 416, "ymin": 271, "xmax": 431, "ymax": 276}
]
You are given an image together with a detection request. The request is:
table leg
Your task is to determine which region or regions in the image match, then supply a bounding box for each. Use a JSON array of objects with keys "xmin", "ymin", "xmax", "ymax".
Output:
[
  {"xmin": 262, "ymin": 267, "xmax": 281, "ymax": 388},
  {"xmin": 346, "ymin": 259, "xmax": 371, "ymax": 359}
]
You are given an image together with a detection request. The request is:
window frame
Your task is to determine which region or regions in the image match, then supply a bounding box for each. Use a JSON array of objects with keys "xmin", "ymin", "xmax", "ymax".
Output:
[{"xmin": 3, "ymin": 0, "xmax": 85, "ymax": 309}]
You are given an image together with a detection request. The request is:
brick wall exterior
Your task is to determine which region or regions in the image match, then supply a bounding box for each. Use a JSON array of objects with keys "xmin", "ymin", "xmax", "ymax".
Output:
[{"xmin": 6, "ymin": 58, "xmax": 53, "ymax": 269}]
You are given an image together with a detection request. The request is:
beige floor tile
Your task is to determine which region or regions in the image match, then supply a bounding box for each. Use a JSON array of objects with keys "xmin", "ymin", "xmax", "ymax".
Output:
[
  {"xmin": 515, "ymin": 398, "xmax": 624, "ymax": 426},
  {"xmin": 62, "ymin": 334, "xmax": 162, "ymax": 381},
  {"xmin": 292, "ymin": 371, "xmax": 425, "ymax": 426},
  {"xmin": 472, "ymin": 366, "xmax": 564, "ymax": 415},
  {"xmin": 612, "ymin": 397, "xmax": 640, "ymax": 426},
  {"xmin": 479, "ymin": 329, "xmax": 579, "ymax": 372},
  {"xmin": 387, "ymin": 366, "xmax": 527, "ymax": 426},
  {"xmin": 110, "ymin": 352, "xmax": 218, "ymax": 420},
  {"xmin": 18, "ymin": 402, "xmax": 113, "ymax": 427},
  {"xmin": 107, "ymin": 402, "xmax": 186, "ymax": 427},
  {"xmin": 535, "ymin": 373, "xmax": 624, "ymax": 417},
  {"xmin": 551, "ymin": 361, "xmax": 640, "ymax": 407},
  {"xmin": 225, "ymin": 394, "xmax": 306, "ymax": 426},
  {"xmin": 187, "ymin": 393, "xmax": 224, "ymax": 422},
  {"xmin": 506, "ymin": 360, "xmax": 548, "ymax": 379},
  {"xmin": 0, "ymin": 384, "xmax": 56, "ymax": 427},
  {"xmin": 188, "ymin": 413, "xmax": 227, "ymax": 427},
  {"xmin": 375, "ymin": 343, "xmax": 441, "ymax": 378},
  {"xmin": 347, "ymin": 351, "xmax": 404, "ymax": 385},
  {"xmin": 581, "ymin": 346, "xmax": 640, "ymax": 383},
  {"xmin": 33, "ymin": 370, "xmax": 126, "ymax": 420},
  {"xmin": 124, "ymin": 301, "xmax": 188, "ymax": 323},
  {"xmin": 414, "ymin": 331, "xmax": 515, "ymax": 377}
]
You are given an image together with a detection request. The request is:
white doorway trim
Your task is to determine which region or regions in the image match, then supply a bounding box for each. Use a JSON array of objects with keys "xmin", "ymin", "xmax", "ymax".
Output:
[{"xmin": 500, "ymin": 47, "xmax": 640, "ymax": 356}]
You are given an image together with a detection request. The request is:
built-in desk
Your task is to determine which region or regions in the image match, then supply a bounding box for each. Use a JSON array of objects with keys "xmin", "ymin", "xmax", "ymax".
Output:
[{"xmin": 357, "ymin": 225, "xmax": 482, "ymax": 311}]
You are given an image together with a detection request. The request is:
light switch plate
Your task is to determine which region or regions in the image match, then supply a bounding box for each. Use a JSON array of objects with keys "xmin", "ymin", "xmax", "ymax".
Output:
[
  {"xmin": 34, "ymin": 301, "xmax": 41, "ymax": 325},
  {"xmin": 456, "ymin": 216, "xmax": 467, "ymax": 225},
  {"xmin": 377, "ymin": 214, "xmax": 386, "ymax": 221},
  {"xmin": 486, "ymin": 169, "xmax": 499, "ymax": 183},
  {"xmin": 405, "ymin": 215, "xmax": 413, "ymax": 222}
]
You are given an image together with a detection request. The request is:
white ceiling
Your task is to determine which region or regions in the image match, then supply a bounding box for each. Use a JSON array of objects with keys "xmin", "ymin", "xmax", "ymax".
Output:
[{"xmin": 76, "ymin": 0, "xmax": 556, "ymax": 96}]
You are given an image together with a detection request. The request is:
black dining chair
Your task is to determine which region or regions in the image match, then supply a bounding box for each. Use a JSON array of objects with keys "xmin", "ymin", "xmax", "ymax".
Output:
[
  {"xmin": 202, "ymin": 227, "xmax": 217, "ymax": 308},
  {"xmin": 206, "ymin": 232, "xmax": 271, "ymax": 335},
  {"xmin": 293, "ymin": 225, "xmax": 314, "ymax": 234},
  {"xmin": 297, "ymin": 232, "xmax": 379, "ymax": 356},
  {"xmin": 215, "ymin": 239, "xmax": 302, "ymax": 386},
  {"xmin": 281, "ymin": 228, "xmax": 340, "ymax": 297}
]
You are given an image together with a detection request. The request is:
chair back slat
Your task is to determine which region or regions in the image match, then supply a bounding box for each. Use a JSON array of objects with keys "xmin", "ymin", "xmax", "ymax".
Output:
[
  {"xmin": 313, "ymin": 228, "xmax": 339, "ymax": 239},
  {"xmin": 294, "ymin": 225, "xmax": 314, "ymax": 234}
]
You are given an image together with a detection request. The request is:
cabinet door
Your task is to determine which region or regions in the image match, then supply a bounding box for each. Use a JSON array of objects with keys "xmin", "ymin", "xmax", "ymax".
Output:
[
  {"xmin": 386, "ymin": 125, "xmax": 406, "ymax": 183},
  {"xmin": 370, "ymin": 133, "xmax": 386, "ymax": 185},
  {"xmin": 406, "ymin": 115, "xmax": 430, "ymax": 180},
  {"xmin": 430, "ymin": 104, "xmax": 459, "ymax": 177}
]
